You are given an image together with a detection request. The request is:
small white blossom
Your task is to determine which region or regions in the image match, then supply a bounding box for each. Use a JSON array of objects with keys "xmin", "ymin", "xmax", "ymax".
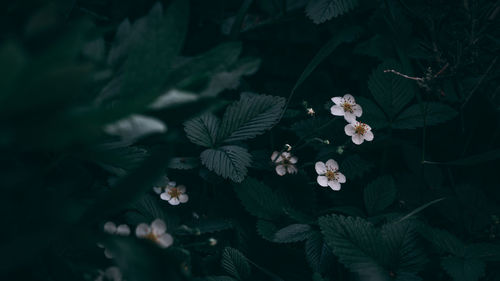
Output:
[
  {"xmin": 135, "ymin": 219, "xmax": 174, "ymax": 248},
  {"xmin": 158, "ymin": 181, "xmax": 189, "ymax": 205},
  {"xmin": 344, "ymin": 121, "xmax": 374, "ymax": 145},
  {"xmin": 306, "ymin": 107, "xmax": 315, "ymax": 116},
  {"xmin": 271, "ymin": 151, "xmax": 298, "ymax": 176},
  {"xmin": 315, "ymin": 159, "xmax": 346, "ymax": 191},
  {"xmin": 95, "ymin": 266, "xmax": 124, "ymax": 281},
  {"xmin": 330, "ymin": 94, "xmax": 363, "ymax": 123}
]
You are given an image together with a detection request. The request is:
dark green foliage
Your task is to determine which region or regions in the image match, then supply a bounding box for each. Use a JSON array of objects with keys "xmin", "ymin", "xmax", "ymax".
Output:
[{"xmin": 1, "ymin": 0, "xmax": 499, "ymax": 281}]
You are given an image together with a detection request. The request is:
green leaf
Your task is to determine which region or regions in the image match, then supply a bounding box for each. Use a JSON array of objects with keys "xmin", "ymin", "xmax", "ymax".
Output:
[
  {"xmin": 305, "ymin": 0, "xmax": 359, "ymax": 24},
  {"xmin": 319, "ymin": 215, "xmax": 426, "ymax": 278},
  {"xmin": 418, "ymin": 225, "xmax": 465, "ymax": 257},
  {"xmin": 273, "ymin": 224, "xmax": 312, "ymax": 243},
  {"xmin": 184, "ymin": 113, "xmax": 220, "ymax": 148},
  {"xmin": 233, "ymin": 177, "xmax": 287, "ymax": 220},
  {"xmin": 221, "ymin": 247, "xmax": 251, "ymax": 280},
  {"xmin": 205, "ymin": 276, "xmax": 238, "ymax": 281},
  {"xmin": 368, "ymin": 60, "xmax": 414, "ymax": 119},
  {"xmin": 200, "ymin": 145, "xmax": 252, "ymax": 182},
  {"xmin": 256, "ymin": 220, "xmax": 279, "ymax": 242},
  {"xmin": 217, "ymin": 93, "xmax": 285, "ymax": 143},
  {"xmin": 441, "ymin": 257, "xmax": 485, "ymax": 281},
  {"xmin": 392, "ymin": 102, "xmax": 458, "ymax": 129},
  {"xmin": 291, "ymin": 26, "xmax": 362, "ymax": 93},
  {"xmin": 118, "ymin": 0, "xmax": 190, "ymax": 112},
  {"xmin": 319, "ymin": 215, "xmax": 386, "ymax": 274},
  {"xmin": 364, "ymin": 175, "xmax": 397, "ymax": 215},
  {"xmin": 341, "ymin": 154, "xmax": 374, "ymax": 180},
  {"xmin": 356, "ymin": 97, "xmax": 390, "ymax": 130},
  {"xmin": 465, "ymin": 243, "xmax": 500, "ymax": 262}
]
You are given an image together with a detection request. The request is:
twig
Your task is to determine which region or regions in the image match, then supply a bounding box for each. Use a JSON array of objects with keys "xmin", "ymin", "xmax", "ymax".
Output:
[{"xmin": 383, "ymin": 69, "xmax": 423, "ymax": 81}]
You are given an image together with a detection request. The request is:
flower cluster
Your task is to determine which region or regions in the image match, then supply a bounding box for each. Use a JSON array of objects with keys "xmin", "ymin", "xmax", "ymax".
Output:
[
  {"xmin": 330, "ymin": 94, "xmax": 374, "ymax": 145},
  {"xmin": 98, "ymin": 222, "xmax": 131, "ymax": 258}
]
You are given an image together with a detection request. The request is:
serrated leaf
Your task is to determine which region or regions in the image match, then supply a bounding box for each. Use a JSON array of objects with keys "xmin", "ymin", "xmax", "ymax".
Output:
[
  {"xmin": 201, "ymin": 145, "xmax": 252, "ymax": 182},
  {"xmin": 184, "ymin": 113, "xmax": 220, "ymax": 147},
  {"xmin": 319, "ymin": 215, "xmax": 385, "ymax": 274},
  {"xmin": 340, "ymin": 154, "xmax": 374, "ymax": 180},
  {"xmin": 368, "ymin": 60, "xmax": 414, "ymax": 119},
  {"xmin": 392, "ymin": 102, "xmax": 458, "ymax": 129},
  {"xmin": 233, "ymin": 177, "xmax": 287, "ymax": 220},
  {"xmin": 217, "ymin": 93, "xmax": 285, "ymax": 143},
  {"xmin": 364, "ymin": 175, "xmax": 397, "ymax": 215},
  {"xmin": 221, "ymin": 247, "xmax": 251, "ymax": 280},
  {"xmin": 273, "ymin": 224, "xmax": 312, "ymax": 243},
  {"xmin": 305, "ymin": 0, "xmax": 359, "ymax": 24},
  {"xmin": 319, "ymin": 215, "xmax": 426, "ymax": 278},
  {"xmin": 441, "ymin": 257, "xmax": 485, "ymax": 281},
  {"xmin": 418, "ymin": 225, "xmax": 465, "ymax": 257}
]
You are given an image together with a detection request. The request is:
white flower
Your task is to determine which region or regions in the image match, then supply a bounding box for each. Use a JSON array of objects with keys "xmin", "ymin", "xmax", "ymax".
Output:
[
  {"xmin": 306, "ymin": 107, "xmax": 315, "ymax": 116},
  {"xmin": 330, "ymin": 94, "xmax": 363, "ymax": 123},
  {"xmin": 159, "ymin": 181, "xmax": 189, "ymax": 205},
  {"xmin": 95, "ymin": 266, "xmax": 124, "ymax": 281},
  {"xmin": 271, "ymin": 151, "xmax": 298, "ymax": 176},
  {"xmin": 315, "ymin": 159, "xmax": 346, "ymax": 191},
  {"xmin": 135, "ymin": 219, "xmax": 174, "ymax": 248},
  {"xmin": 344, "ymin": 121, "xmax": 374, "ymax": 145}
]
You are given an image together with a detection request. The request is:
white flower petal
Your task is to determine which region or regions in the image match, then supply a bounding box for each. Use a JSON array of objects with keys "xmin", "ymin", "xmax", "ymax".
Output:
[
  {"xmin": 282, "ymin": 152, "xmax": 291, "ymax": 158},
  {"xmin": 287, "ymin": 165, "xmax": 298, "ymax": 174},
  {"xmin": 343, "ymin": 94, "xmax": 355, "ymax": 103},
  {"xmin": 352, "ymin": 104, "xmax": 363, "ymax": 117},
  {"xmin": 330, "ymin": 105, "xmax": 345, "ymax": 116},
  {"xmin": 153, "ymin": 186, "xmax": 163, "ymax": 194},
  {"xmin": 135, "ymin": 223, "xmax": 151, "ymax": 237},
  {"xmin": 151, "ymin": 219, "xmax": 166, "ymax": 236},
  {"xmin": 179, "ymin": 194, "xmax": 189, "ymax": 203},
  {"xmin": 276, "ymin": 155, "xmax": 284, "ymax": 163},
  {"xmin": 337, "ymin": 172, "xmax": 346, "ymax": 183},
  {"xmin": 271, "ymin": 151, "xmax": 279, "ymax": 161},
  {"xmin": 103, "ymin": 222, "xmax": 117, "ymax": 234},
  {"xmin": 364, "ymin": 131, "xmax": 374, "ymax": 141},
  {"xmin": 116, "ymin": 225, "xmax": 130, "ymax": 236},
  {"xmin": 167, "ymin": 181, "xmax": 176, "ymax": 187},
  {"xmin": 276, "ymin": 165, "xmax": 287, "ymax": 176},
  {"xmin": 331, "ymin": 97, "xmax": 342, "ymax": 105},
  {"xmin": 156, "ymin": 233, "xmax": 174, "ymax": 248},
  {"xmin": 317, "ymin": 176, "xmax": 328, "ymax": 187},
  {"xmin": 344, "ymin": 112, "xmax": 357, "ymax": 123},
  {"xmin": 315, "ymin": 161, "xmax": 327, "ymax": 174},
  {"xmin": 169, "ymin": 197, "xmax": 180, "ymax": 205},
  {"xmin": 160, "ymin": 192, "xmax": 171, "ymax": 201},
  {"xmin": 328, "ymin": 180, "xmax": 341, "ymax": 191},
  {"xmin": 344, "ymin": 124, "xmax": 356, "ymax": 136},
  {"xmin": 325, "ymin": 159, "xmax": 338, "ymax": 171},
  {"xmin": 289, "ymin": 156, "xmax": 298, "ymax": 164},
  {"xmin": 352, "ymin": 134, "xmax": 364, "ymax": 145},
  {"xmin": 364, "ymin": 123, "xmax": 372, "ymax": 131}
]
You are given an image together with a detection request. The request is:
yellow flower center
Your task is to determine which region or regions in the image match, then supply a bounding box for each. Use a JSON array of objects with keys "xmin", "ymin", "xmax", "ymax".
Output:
[
  {"xmin": 342, "ymin": 102, "xmax": 353, "ymax": 113},
  {"xmin": 144, "ymin": 232, "xmax": 160, "ymax": 243},
  {"xmin": 354, "ymin": 123, "xmax": 366, "ymax": 135},
  {"xmin": 168, "ymin": 187, "xmax": 181, "ymax": 198},
  {"xmin": 325, "ymin": 170, "xmax": 337, "ymax": 181}
]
